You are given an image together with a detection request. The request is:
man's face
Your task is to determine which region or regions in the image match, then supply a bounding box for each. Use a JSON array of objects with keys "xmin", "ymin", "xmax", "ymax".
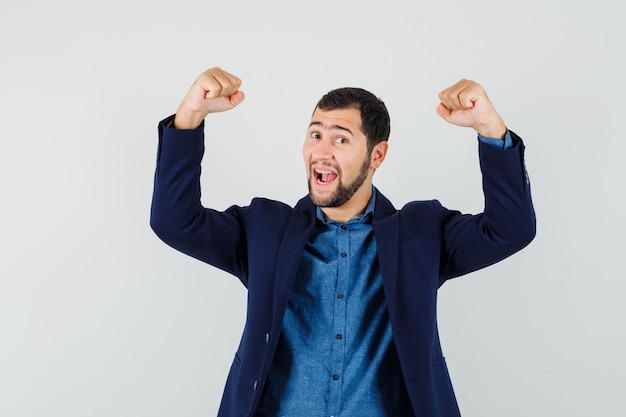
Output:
[{"xmin": 303, "ymin": 107, "xmax": 372, "ymax": 208}]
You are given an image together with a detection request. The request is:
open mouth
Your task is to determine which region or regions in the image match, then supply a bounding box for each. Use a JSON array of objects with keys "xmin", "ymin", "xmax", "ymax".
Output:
[{"xmin": 315, "ymin": 168, "xmax": 338, "ymax": 185}]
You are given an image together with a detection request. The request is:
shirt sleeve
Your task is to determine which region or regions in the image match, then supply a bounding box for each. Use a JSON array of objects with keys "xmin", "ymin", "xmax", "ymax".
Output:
[{"xmin": 478, "ymin": 130, "xmax": 513, "ymax": 149}]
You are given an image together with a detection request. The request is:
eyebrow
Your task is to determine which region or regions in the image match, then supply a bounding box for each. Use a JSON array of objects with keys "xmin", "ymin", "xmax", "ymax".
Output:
[{"xmin": 309, "ymin": 121, "xmax": 354, "ymax": 136}]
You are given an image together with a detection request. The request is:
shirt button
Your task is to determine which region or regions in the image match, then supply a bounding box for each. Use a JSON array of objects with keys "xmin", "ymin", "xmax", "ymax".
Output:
[
  {"xmin": 341, "ymin": 225, "xmax": 346, "ymax": 230},
  {"xmin": 336, "ymin": 334, "xmax": 342, "ymax": 340},
  {"xmin": 337, "ymin": 293, "xmax": 344, "ymax": 299},
  {"xmin": 332, "ymin": 375, "xmax": 340, "ymax": 381},
  {"xmin": 340, "ymin": 252, "xmax": 347, "ymax": 258}
]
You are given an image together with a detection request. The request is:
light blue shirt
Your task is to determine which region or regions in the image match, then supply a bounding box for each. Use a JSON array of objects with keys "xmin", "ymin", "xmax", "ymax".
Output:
[{"xmin": 255, "ymin": 190, "xmax": 413, "ymax": 417}]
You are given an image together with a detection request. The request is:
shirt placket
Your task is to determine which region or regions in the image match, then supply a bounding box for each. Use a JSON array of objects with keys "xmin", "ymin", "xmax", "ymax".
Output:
[{"xmin": 327, "ymin": 223, "xmax": 349, "ymax": 416}]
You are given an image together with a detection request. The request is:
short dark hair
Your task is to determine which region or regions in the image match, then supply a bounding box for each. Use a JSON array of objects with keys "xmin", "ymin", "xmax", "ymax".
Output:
[{"xmin": 315, "ymin": 87, "xmax": 390, "ymax": 152}]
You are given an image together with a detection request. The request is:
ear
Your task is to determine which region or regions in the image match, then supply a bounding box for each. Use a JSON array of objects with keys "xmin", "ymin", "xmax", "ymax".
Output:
[{"xmin": 370, "ymin": 141, "xmax": 388, "ymax": 170}]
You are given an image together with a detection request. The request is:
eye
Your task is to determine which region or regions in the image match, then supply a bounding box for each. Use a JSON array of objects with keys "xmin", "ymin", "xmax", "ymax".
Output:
[
  {"xmin": 335, "ymin": 137, "xmax": 348, "ymax": 144},
  {"xmin": 311, "ymin": 132, "xmax": 321, "ymax": 140}
]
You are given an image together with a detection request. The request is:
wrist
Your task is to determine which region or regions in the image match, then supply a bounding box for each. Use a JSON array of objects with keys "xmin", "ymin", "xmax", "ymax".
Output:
[
  {"xmin": 475, "ymin": 120, "xmax": 507, "ymax": 139},
  {"xmin": 173, "ymin": 109, "xmax": 206, "ymax": 130}
]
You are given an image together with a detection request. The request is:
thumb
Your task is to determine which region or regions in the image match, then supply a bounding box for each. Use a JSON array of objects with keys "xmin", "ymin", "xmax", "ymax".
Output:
[
  {"xmin": 229, "ymin": 90, "xmax": 246, "ymax": 108},
  {"xmin": 435, "ymin": 102, "xmax": 451, "ymax": 120}
]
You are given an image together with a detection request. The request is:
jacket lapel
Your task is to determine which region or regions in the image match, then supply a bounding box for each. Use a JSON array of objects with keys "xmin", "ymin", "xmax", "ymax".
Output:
[
  {"xmin": 372, "ymin": 189, "xmax": 400, "ymax": 303},
  {"xmin": 271, "ymin": 196, "xmax": 317, "ymax": 325}
]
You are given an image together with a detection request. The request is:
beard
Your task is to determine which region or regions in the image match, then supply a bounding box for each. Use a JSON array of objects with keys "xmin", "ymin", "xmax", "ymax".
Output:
[{"xmin": 308, "ymin": 154, "xmax": 371, "ymax": 208}]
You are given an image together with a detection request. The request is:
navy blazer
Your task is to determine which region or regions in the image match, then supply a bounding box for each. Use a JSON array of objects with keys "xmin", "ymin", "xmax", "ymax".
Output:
[{"xmin": 151, "ymin": 116, "xmax": 536, "ymax": 417}]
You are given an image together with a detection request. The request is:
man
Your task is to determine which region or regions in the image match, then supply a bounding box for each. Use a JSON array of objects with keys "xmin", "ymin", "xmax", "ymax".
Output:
[{"xmin": 151, "ymin": 67, "xmax": 536, "ymax": 417}]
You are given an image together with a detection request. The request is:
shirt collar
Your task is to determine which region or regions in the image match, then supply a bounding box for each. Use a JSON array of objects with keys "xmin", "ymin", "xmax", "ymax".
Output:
[{"xmin": 315, "ymin": 187, "xmax": 377, "ymax": 225}]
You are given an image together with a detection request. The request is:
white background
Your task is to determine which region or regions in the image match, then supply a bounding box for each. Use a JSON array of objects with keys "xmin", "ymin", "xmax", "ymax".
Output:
[{"xmin": 1, "ymin": 1, "xmax": 624, "ymax": 416}]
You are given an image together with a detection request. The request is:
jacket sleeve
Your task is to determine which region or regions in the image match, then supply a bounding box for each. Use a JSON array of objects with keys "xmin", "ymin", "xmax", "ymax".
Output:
[
  {"xmin": 438, "ymin": 131, "xmax": 536, "ymax": 283},
  {"xmin": 150, "ymin": 115, "xmax": 249, "ymax": 282}
]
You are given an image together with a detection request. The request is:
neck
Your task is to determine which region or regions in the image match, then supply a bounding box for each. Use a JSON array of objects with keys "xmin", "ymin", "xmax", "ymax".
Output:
[{"xmin": 320, "ymin": 185, "xmax": 373, "ymax": 223}]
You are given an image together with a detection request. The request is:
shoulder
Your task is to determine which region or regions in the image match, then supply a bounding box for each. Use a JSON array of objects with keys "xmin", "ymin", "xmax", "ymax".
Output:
[
  {"xmin": 373, "ymin": 188, "xmax": 450, "ymax": 221},
  {"xmin": 235, "ymin": 195, "xmax": 315, "ymax": 224},
  {"xmin": 229, "ymin": 197, "xmax": 295, "ymax": 221},
  {"xmin": 247, "ymin": 195, "xmax": 314, "ymax": 214},
  {"xmin": 249, "ymin": 197, "xmax": 294, "ymax": 211},
  {"xmin": 399, "ymin": 199, "xmax": 454, "ymax": 227}
]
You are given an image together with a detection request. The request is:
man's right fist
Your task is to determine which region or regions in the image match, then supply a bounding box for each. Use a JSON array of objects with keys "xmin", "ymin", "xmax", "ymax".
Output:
[{"xmin": 174, "ymin": 67, "xmax": 246, "ymax": 129}]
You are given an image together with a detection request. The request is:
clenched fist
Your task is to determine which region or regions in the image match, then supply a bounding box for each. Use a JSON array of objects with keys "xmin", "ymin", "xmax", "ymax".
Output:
[
  {"xmin": 174, "ymin": 67, "xmax": 246, "ymax": 130},
  {"xmin": 436, "ymin": 79, "xmax": 507, "ymax": 139}
]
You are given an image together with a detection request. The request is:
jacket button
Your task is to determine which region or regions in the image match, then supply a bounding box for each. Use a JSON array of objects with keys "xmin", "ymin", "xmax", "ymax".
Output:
[
  {"xmin": 265, "ymin": 333, "xmax": 270, "ymax": 343},
  {"xmin": 253, "ymin": 380, "xmax": 258, "ymax": 390}
]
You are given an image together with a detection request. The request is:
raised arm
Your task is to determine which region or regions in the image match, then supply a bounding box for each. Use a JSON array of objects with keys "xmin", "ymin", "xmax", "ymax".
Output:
[
  {"xmin": 433, "ymin": 80, "xmax": 536, "ymax": 281},
  {"xmin": 150, "ymin": 67, "xmax": 250, "ymax": 281}
]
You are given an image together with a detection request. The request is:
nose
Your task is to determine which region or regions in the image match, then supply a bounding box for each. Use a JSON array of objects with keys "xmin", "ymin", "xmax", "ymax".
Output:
[{"xmin": 311, "ymin": 139, "xmax": 333, "ymax": 160}]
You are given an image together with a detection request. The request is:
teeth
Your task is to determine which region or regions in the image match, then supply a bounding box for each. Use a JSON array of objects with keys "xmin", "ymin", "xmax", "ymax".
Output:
[{"xmin": 314, "ymin": 168, "xmax": 337, "ymax": 185}]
